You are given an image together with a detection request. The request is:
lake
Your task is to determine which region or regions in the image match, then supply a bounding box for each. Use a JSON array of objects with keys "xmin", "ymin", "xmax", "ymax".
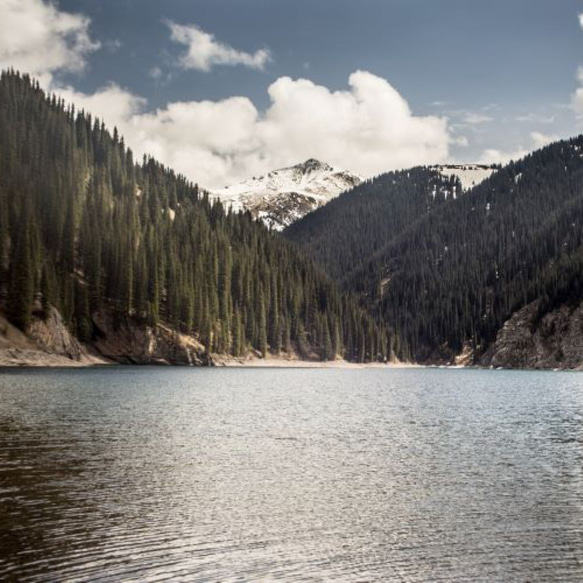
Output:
[{"xmin": 1, "ymin": 367, "xmax": 582, "ymax": 581}]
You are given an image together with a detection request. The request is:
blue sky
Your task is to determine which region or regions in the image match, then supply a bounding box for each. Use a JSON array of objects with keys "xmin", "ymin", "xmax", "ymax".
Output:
[
  {"xmin": 60, "ymin": 0, "xmax": 582, "ymax": 112},
  {"xmin": 1, "ymin": 0, "xmax": 582, "ymax": 187}
]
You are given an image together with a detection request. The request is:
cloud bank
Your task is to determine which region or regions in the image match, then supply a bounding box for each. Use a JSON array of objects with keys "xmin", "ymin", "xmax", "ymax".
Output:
[
  {"xmin": 2, "ymin": 0, "xmax": 564, "ymax": 190},
  {"xmin": 168, "ymin": 21, "xmax": 272, "ymax": 72},
  {"xmin": 478, "ymin": 131, "xmax": 558, "ymax": 165},
  {"xmin": 0, "ymin": 0, "xmax": 451, "ymax": 189},
  {"xmin": 0, "ymin": 0, "xmax": 99, "ymax": 81},
  {"xmin": 56, "ymin": 71, "xmax": 453, "ymax": 189}
]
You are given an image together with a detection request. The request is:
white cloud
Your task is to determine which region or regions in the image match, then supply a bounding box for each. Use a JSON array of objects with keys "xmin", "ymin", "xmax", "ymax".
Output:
[
  {"xmin": 579, "ymin": 13, "xmax": 583, "ymax": 29},
  {"xmin": 0, "ymin": 0, "xmax": 99, "ymax": 80},
  {"xmin": 54, "ymin": 83, "xmax": 147, "ymax": 129},
  {"xmin": 452, "ymin": 135, "xmax": 469, "ymax": 147},
  {"xmin": 149, "ymin": 66, "xmax": 163, "ymax": 80},
  {"xmin": 516, "ymin": 113, "xmax": 555, "ymax": 124},
  {"xmin": 167, "ymin": 21, "xmax": 271, "ymax": 72},
  {"xmin": 0, "ymin": 1, "xmax": 452, "ymax": 189},
  {"xmin": 53, "ymin": 71, "xmax": 453, "ymax": 189},
  {"xmin": 478, "ymin": 147, "xmax": 528, "ymax": 166},
  {"xmin": 462, "ymin": 113, "xmax": 494, "ymax": 125},
  {"xmin": 478, "ymin": 131, "xmax": 558, "ymax": 165},
  {"xmin": 530, "ymin": 131, "xmax": 558, "ymax": 149}
]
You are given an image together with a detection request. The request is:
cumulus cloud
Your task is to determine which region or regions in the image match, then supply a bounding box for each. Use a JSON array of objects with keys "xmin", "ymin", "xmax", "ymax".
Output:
[
  {"xmin": 461, "ymin": 113, "xmax": 494, "ymax": 125},
  {"xmin": 54, "ymin": 70, "xmax": 452, "ymax": 189},
  {"xmin": 516, "ymin": 112, "xmax": 556, "ymax": 124},
  {"xmin": 0, "ymin": 0, "xmax": 451, "ymax": 189},
  {"xmin": 579, "ymin": 13, "xmax": 583, "ymax": 29},
  {"xmin": 0, "ymin": 0, "xmax": 99, "ymax": 80},
  {"xmin": 54, "ymin": 83, "xmax": 147, "ymax": 129},
  {"xmin": 478, "ymin": 148, "xmax": 528, "ymax": 166},
  {"xmin": 530, "ymin": 131, "xmax": 558, "ymax": 149},
  {"xmin": 478, "ymin": 131, "xmax": 558, "ymax": 165},
  {"xmin": 167, "ymin": 21, "xmax": 271, "ymax": 72}
]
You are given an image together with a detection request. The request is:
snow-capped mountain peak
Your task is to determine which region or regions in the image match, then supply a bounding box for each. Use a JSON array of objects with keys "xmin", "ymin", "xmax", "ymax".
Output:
[{"xmin": 212, "ymin": 159, "xmax": 362, "ymax": 230}]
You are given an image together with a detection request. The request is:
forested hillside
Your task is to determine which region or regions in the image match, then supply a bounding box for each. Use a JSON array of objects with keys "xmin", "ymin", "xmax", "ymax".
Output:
[
  {"xmin": 0, "ymin": 70, "xmax": 388, "ymax": 364},
  {"xmin": 287, "ymin": 140, "xmax": 583, "ymax": 363},
  {"xmin": 285, "ymin": 167, "xmax": 465, "ymax": 282}
]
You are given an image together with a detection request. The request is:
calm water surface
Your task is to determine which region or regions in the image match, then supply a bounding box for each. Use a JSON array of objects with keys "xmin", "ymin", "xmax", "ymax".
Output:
[{"xmin": 1, "ymin": 367, "xmax": 583, "ymax": 582}]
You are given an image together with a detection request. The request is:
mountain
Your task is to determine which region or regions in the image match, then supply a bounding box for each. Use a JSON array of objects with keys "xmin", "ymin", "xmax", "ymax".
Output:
[
  {"xmin": 212, "ymin": 159, "xmax": 362, "ymax": 230},
  {"xmin": 286, "ymin": 142, "xmax": 583, "ymax": 368},
  {"xmin": 0, "ymin": 71, "xmax": 388, "ymax": 366}
]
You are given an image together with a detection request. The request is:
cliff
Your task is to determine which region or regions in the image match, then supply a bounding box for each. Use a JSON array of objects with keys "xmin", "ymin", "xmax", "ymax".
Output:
[
  {"xmin": 480, "ymin": 299, "xmax": 583, "ymax": 370},
  {"xmin": 0, "ymin": 307, "xmax": 211, "ymax": 367}
]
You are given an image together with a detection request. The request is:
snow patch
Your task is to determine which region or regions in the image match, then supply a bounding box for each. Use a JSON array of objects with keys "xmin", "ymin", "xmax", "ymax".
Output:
[
  {"xmin": 211, "ymin": 158, "xmax": 362, "ymax": 230},
  {"xmin": 433, "ymin": 164, "xmax": 497, "ymax": 191}
]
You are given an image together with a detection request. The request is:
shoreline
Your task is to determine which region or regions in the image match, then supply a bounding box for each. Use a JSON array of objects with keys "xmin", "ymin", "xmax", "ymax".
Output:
[
  {"xmin": 215, "ymin": 355, "xmax": 421, "ymax": 369},
  {"xmin": 0, "ymin": 347, "xmax": 420, "ymax": 369},
  {"xmin": 1, "ymin": 348, "xmax": 579, "ymax": 371}
]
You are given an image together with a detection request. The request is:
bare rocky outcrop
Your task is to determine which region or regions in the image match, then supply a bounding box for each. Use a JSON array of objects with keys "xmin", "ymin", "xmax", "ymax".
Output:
[
  {"xmin": 28, "ymin": 307, "xmax": 99, "ymax": 362},
  {"xmin": 91, "ymin": 310, "xmax": 211, "ymax": 366},
  {"xmin": 480, "ymin": 299, "xmax": 583, "ymax": 370},
  {"xmin": 0, "ymin": 307, "xmax": 211, "ymax": 367},
  {"xmin": 0, "ymin": 309, "xmax": 105, "ymax": 367}
]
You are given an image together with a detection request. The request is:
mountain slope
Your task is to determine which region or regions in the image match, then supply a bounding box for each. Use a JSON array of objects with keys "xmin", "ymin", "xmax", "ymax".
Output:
[
  {"xmin": 285, "ymin": 166, "xmax": 470, "ymax": 282},
  {"xmin": 348, "ymin": 139, "xmax": 583, "ymax": 362},
  {"xmin": 212, "ymin": 159, "xmax": 362, "ymax": 230},
  {"xmin": 286, "ymin": 142, "xmax": 583, "ymax": 367},
  {"xmin": 0, "ymin": 70, "xmax": 388, "ymax": 365}
]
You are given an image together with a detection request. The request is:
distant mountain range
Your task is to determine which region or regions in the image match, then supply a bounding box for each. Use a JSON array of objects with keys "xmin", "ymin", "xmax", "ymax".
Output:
[{"xmin": 211, "ymin": 159, "xmax": 362, "ymax": 230}]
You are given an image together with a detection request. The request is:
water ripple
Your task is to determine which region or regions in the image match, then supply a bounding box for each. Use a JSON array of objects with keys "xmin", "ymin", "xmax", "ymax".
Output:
[{"xmin": 1, "ymin": 367, "xmax": 583, "ymax": 581}]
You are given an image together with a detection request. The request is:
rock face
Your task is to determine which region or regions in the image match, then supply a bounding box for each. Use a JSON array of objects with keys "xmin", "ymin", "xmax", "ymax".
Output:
[
  {"xmin": 0, "ymin": 307, "xmax": 212, "ymax": 367},
  {"xmin": 480, "ymin": 300, "xmax": 583, "ymax": 370},
  {"xmin": 28, "ymin": 307, "xmax": 95, "ymax": 362},
  {"xmin": 0, "ymin": 308, "xmax": 104, "ymax": 367},
  {"xmin": 91, "ymin": 311, "xmax": 211, "ymax": 366},
  {"xmin": 212, "ymin": 159, "xmax": 362, "ymax": 230}
]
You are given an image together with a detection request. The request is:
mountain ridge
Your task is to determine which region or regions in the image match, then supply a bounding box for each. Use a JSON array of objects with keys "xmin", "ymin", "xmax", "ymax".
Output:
[{"xmin": 212, "ymin": 158, "xmax": 362, "ymax": 230}]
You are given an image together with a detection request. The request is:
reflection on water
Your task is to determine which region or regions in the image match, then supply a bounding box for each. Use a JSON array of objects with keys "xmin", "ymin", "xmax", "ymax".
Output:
[{"xmin": 1, "ymin": 367, "xmax": 583, "ymax": 581}]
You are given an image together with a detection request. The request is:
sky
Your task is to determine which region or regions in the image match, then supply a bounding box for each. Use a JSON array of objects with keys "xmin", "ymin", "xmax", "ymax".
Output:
[{"xmin": 1, "ymin": 0, "xmax": 582, "ymax": 189}]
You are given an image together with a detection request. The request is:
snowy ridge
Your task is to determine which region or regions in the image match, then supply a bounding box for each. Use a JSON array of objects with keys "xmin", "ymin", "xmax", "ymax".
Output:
[
  {"xmin": 212, "ymin": 159, "xmax": 363, "ymax": 230},
  {"xmin": 432, "ymin": 164, "xmax": 498, "ymax": 191}
]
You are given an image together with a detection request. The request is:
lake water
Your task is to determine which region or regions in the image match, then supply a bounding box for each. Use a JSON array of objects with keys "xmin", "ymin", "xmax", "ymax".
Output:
[{"xmin": 1, "ymin": 367, "xmax": 582, "ymax": 582}]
